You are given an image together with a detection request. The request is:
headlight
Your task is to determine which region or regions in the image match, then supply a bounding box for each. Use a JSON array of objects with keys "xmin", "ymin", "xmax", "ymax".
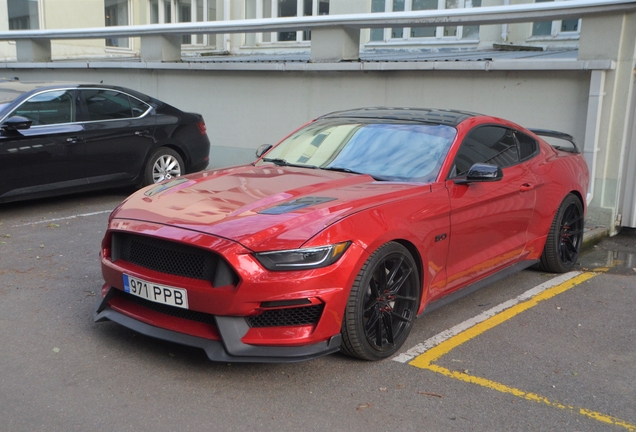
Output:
[{"xmin": 253, "ymin": 242, "xmax": 350, "ymax": 271}]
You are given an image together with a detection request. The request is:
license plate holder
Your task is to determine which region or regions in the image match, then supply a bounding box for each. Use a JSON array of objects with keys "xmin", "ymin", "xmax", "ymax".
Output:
[{"xmin": 123, "ymin": 274, "xmax": 189, "ymax": 309}]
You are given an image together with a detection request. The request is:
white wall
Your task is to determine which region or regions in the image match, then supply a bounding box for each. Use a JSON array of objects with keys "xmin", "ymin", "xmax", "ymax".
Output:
[{"xmin": 10, "ymin": 67, "xmax": 590, "ymax": 169}]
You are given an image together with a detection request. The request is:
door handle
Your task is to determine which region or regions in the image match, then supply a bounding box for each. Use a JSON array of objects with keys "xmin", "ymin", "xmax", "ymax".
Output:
[
  {"xmin": 66, "ymin": 137, "xmax": 80, "ymax": 144},
  {"xmin": 520, "ymin": 183, "xmax": 535, "ymax": 192},
  {"xmin": 134, "ymin": 130, "xmax": 149, "ymax": 136}
]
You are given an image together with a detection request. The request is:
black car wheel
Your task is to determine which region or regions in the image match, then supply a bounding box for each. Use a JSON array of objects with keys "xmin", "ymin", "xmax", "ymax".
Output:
[
  {"xmin": 538, "ymin": 194, "xmax": 584, "ymax": 273},
  {"xmin": 341, "ymin": 242, "xmax": 420, "ymax": 360},
  {"xmin": 144, "ymin": 147, "xmax": 184, "ymax": 185}
]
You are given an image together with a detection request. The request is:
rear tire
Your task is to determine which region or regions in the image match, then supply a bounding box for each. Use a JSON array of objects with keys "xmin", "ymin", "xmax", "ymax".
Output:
[
  {"xmin": 538, "ymin": 194, "xmax": 584, "ymax": 273},
  {"xmin": 340, "ymin": 242, "xmax": 420, "ymax": 361},
  {"xmin": 143, "ymin": 147, "xmax": 184, "ymax": 186}
]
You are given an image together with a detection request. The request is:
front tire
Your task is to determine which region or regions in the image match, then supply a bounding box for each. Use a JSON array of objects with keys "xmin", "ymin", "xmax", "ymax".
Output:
[
  {"xmin": 538, "ymin": 194, "xmax": 584, "ymax": 273},
  {"xmin": 144, "ymin": 147, "xmax": 184, "ymax": 186},
  {"xmin": 340, "ymin": 242, "xmax": 420, "ymax": 361}
]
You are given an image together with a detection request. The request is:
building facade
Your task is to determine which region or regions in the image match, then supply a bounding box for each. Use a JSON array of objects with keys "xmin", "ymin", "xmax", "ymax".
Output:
[{"xmin": 0, "ymin": 0, "xmax": 587, "ymax": 59}]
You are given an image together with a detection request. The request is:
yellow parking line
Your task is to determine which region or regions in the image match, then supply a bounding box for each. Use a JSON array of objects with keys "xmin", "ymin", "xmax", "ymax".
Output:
[{"xmin": 409, "ymin": 272, "xmax": 636, "ymax": 431}]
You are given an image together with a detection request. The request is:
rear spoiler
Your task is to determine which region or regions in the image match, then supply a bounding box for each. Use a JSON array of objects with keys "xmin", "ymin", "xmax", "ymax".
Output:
[{"xmin": 528, "ymin": 128, "xmax": 580, "ymax": 154}]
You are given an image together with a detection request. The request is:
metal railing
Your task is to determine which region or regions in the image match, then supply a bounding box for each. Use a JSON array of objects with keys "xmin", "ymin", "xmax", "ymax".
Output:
[
  {"xmin": 1, "ymin": 0, "xmax": 635, "ymax": 40},
  {"xmin": 0, "ymin": 0, "xmax": 634, "ymax": 62}
]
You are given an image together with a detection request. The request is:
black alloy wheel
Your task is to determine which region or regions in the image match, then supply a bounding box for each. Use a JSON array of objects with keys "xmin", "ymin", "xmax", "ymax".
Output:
[
  {"xmin": 341, "ymin": 242, "xmax": 420, "ymax": 360},
  {"xmin": 538, "ymin": 194, "xmax": 584, "ymax": 273}
]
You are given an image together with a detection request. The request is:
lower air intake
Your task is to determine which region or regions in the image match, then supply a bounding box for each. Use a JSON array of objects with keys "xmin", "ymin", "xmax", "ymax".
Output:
[{"xmin": 246, "ymin": 305, "xmax": 324, "ymax": 328}]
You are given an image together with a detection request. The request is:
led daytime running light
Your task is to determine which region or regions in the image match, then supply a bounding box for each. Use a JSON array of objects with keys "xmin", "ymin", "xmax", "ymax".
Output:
[{"xmin": 254, "ymin": 242, "xmax": 350, "ymax": 271}]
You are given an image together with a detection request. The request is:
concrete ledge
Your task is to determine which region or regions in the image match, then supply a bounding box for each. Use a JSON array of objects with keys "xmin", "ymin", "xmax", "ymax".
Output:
[
  {"xmin": 310, "ymin": 26, "xmax": 360, "ymax": 63},
  {"xmin": 0, "ymin": 59, "xmax": 615, "ymax": 72},
  {"xmin": 16, "ymin": 39, "xmax": 51, "ymax": 62},
  {"xmin": 582, "ymin": 226, "xmax": 609, "ymax": 250},
  {"xmin": 140, "ymin": 35, "xmax": 181, "ymax": 62}
]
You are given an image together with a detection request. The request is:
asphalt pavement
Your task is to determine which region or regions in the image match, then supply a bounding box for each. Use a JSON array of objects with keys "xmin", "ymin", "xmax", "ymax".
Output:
[{"xmin": 0, "ymin": 190, "xmax": 634, "ymax": 432}]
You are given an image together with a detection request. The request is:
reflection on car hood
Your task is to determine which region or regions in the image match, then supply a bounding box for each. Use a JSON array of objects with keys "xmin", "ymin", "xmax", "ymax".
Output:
[{"xmin": 112, "ymin": 164, "xmax": 429, "ymax": 251}]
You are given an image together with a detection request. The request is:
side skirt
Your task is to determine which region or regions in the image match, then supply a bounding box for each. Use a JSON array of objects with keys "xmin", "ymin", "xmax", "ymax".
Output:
[{"xmin": 420, "ymin": 260, "xmax": 539, "ymax": 317}]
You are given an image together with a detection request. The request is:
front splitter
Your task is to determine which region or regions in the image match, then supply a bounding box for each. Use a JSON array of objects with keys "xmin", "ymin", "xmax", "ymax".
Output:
[{"xmin": 94, "ymin": 288, "xmax": 342, "ymax": 363}]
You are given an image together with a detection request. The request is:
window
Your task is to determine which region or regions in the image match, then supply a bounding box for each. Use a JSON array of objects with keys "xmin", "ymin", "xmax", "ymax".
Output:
[
  {"xmin": 244, "ymin": 0, "xmax": 329, "ymax": 45},
  {"xmin": 105, "ymin": 0, "xmax": 130, "ymax": 48},
  {"xmin": 515, "ymin": 132, "xmax": 539, "ymax": 161},
  {"xmin": 451, "ymin": 126, "xmax": 519, "ymax": 177},
  {"xmin": 7, "ymin": 0, "xmax": 39, "ymax": 30},
  {"xmin": 258, "ymin": 119, "xmax": 456, "ymax": 183},
  {"xmin": 532, "ymin": 0, "xmax": 580, "ymax": 38},
  {"xmin": 370, "ymin": 0, "xmax": 481, "ymax": 43},
  {"xmin": 178, "ymin": 0, "xmax": 192, "ymax": 44},
  {"xmin": 149, "ymin": 0, "xmax": 216, "ymax": 46},
  {"xmin": 11, "ymin": 90, "xmax": 75, "ymax": 126},
  {"xmin": 82, "ymin": 89, "xmax": 150, "ymax": 121}
]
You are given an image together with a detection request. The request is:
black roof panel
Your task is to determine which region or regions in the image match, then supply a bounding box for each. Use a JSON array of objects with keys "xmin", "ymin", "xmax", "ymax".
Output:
[{"xmin": 319, "ymin": 107, "xmax": 480, "ymax": 126}]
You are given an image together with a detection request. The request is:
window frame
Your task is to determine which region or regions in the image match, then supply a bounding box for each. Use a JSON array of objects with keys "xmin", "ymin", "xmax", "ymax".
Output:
[
  {"xmin": 105, "ymin": 0, "xmax": 132, "ymax": 49},
  {"xmin": 78, "ymin": 88, "xmax": 153, "ymax": 123},
  {"xmin": 149, "ymin": 0, "xmax": 217, "ymax": 47},
  {"xmin": 7, "ymin": 0, "xmax": 42, "ymax": 30},
  {"xmin": 448, "ymin": 125, "xmax": 539, "ymax": 179},
  {"xmin": 529, "ymin": 0, "xmax": 581, "ymax": 40},
  {"xmin": 369, "ymin": 0, "xmax": 481, "ymax": 45},
  {"xmin": 5, "ymin": 88, "xmax": 78, "ymax": 127},
  {"xmin": 244, "ymin": 0, "xmax": 330, "ymax": 46}
]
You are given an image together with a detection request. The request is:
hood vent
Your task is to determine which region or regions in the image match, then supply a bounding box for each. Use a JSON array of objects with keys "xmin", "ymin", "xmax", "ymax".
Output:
[{"xmin": 259, "ymin": 196, "xmax": 337, "ymax": 215}]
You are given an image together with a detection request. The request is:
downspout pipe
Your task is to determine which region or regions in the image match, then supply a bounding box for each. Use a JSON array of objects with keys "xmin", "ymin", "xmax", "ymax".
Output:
[{"xmin": 583, "ymin": 69, "xmax": 606, "ymax": 206}]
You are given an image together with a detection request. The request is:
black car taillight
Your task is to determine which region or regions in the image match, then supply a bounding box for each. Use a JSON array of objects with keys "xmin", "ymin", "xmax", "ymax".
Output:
[{"xmin": 196, "ymin": 121, "xmax": 207, "ymax": 135}]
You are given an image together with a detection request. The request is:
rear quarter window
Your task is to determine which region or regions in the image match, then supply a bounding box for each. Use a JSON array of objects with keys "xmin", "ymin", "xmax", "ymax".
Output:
[
  {"xmin": 82, "ymin": 89, "xmax": 150, "ymax": 121},
  {"xmin": 515, "ymin": 131, "xmax": 539, "ymax": 161}
]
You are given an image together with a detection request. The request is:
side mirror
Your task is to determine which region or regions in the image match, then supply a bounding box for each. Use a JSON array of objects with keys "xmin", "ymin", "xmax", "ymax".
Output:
[
  {"xmin": 454, "ymin": 163, "xmax": 503, "ymax": 184},
  {"xmin": 1, "ymin": 115, "xmax": 32, "ymax": 131},
  {"xmin": 255, "ymin": 144, "xmax": 273, "ymax": 158}
]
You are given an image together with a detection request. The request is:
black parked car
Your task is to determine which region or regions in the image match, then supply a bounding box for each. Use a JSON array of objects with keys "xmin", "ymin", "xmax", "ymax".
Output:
[{"xmin": 0, "ymin": 80, "xmax": 210, "ymax": 203}]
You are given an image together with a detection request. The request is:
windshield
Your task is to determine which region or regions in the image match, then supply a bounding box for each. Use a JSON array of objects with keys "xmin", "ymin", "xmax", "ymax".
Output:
[{"xmin": 257, "ymin": 119, "xmax": 457, "ymax": 182}]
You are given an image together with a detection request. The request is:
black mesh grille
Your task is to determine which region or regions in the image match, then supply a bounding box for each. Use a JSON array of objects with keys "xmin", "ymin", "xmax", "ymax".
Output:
[
  {"xmin": 246, "ymin": 305, "xmax": 324, "ymax": 328},
  {"xmin": 117, "ymin": 290, "xmax": 217, "ymax": 325},
  {"xmin": 112, "ymin": 233, "xmax": 220, "ymax": 281}
]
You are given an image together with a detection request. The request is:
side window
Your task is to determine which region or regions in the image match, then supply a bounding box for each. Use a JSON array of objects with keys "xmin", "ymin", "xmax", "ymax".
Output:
[
  {"xmin": 82, "ymin": 89, "xmax": 145, "ymax": 121},
  {"xmin": 11, "ymin": 90, "xmax": 75, "ymax": 126},
  {"xmin": 451, "ymin": 126, "xmax": 519, "ymax": 177},
  {"xmin": 515, "ymin": 131, "xmax": 539, "ymax": 161},
  {"xmin": 129, "ymin": 97, "xmax": 150, "ymax": 118}
]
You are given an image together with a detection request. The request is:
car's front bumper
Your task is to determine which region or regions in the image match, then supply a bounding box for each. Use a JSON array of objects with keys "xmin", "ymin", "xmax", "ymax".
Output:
[{"xmin": 94, "ymin": 286, "xmax": 342, "ymax": 363}]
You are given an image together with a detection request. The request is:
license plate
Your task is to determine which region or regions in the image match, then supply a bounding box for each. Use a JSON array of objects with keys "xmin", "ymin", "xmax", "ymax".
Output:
[{"xmin": 123, "ymin": 274, "xmax": 188, "ymax": 309}]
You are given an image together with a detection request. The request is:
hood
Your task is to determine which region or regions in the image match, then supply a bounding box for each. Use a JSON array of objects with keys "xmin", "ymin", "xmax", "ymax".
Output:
[{"xmin": 112, "ymin": 165, "xmax": 429, "ymax": 251}]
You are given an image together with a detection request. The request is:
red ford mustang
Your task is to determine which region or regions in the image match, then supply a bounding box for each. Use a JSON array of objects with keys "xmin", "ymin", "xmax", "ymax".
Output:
[{"xmin": 95, "ymin": 108, "xmax": 589, "ymax": 362}]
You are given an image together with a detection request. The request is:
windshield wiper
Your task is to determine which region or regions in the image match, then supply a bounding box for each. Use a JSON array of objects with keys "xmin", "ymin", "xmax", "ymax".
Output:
[
  {"xmin": 322, "ymin": 166, "xmax": 388, "ymax": 181},
  {"xmin": 262, "ymin": 159, "xmax": 388, "ymax": 180},
  {"xmin": 262, "ymin": 158, "xmax": 318, "ymax": 169}
]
